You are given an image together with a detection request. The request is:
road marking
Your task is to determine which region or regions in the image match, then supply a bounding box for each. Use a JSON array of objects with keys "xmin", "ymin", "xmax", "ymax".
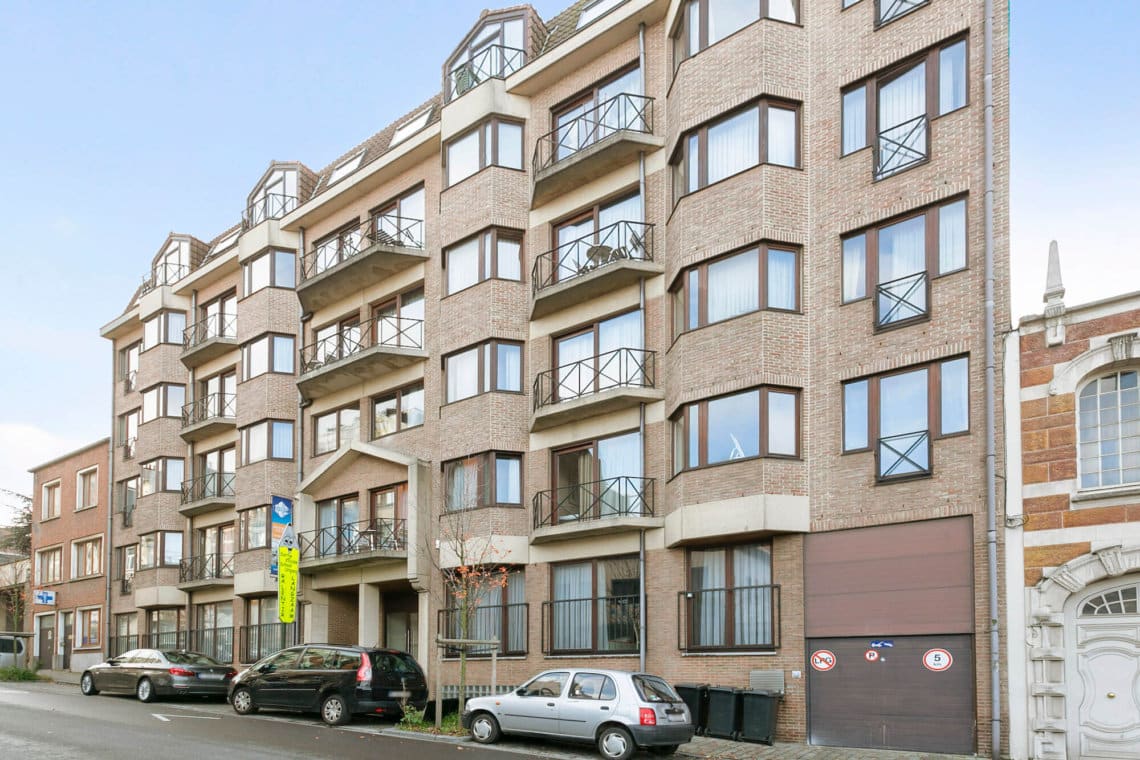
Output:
[
  {"xmin": 0, "ymin": 689, "xmax": 29, "ymax": 694},
  {"xmin": 152, "ymin": 713, "xmax": 222, "ymax": 722}
]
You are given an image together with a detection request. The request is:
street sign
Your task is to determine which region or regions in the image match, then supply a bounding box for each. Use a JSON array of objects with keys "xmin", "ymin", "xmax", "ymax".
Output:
[
  {"xmin": 810, "ymin": 649, "xmax": 837, "ymax": 671},
  {"xmin": 864, "ymin": 650, "xmax": 880, "ymax": 662},
  {"xmin": 269, "ymin": 496, "xmax": 293, "ymax": 578},
  {"xmin": 922, "ymin": 648, "xmax": 953, "ymax": 672},
  {"xmin": 870, "ymin": 639, "xmax": 894, "ymax": 648},
  {"xmin": 277, "ymin": 542, "xmax": 299, "ymax": 624},
  {"xmin": 33, "ymin": 589, "xmax": 56, "ymax": 605}
]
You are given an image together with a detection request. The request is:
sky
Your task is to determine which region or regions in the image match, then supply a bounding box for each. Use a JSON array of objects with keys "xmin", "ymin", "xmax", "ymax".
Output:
[{"xmin": 0, "ymin": 1, "xmax": 1137, "ymax": 522}]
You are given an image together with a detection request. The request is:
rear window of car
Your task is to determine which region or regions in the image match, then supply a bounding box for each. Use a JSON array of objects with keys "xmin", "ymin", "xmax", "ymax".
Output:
[
  {"xmin": 0, "ymin": 638, "xmax": 17, "ymax": 654},
  {"xmin": 632, "ymin": 675, "xmax": 681, "ymax": 703},
  {"xmin": 371, "ymin": 651, "xmax": 421, "ymax": 675},
  {"xmin": 164, "ymin": 651, "xmax": 223, "ymax": 666}
]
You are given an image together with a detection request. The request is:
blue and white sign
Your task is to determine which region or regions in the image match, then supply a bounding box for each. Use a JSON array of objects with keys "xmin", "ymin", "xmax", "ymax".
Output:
[
  {"xmin": 870, "ymin": 640, "xmax": 894, "ymax": 649},
  {"xmin": 269, "ymin": 496, "xmax": 293, "ymax": 579},
  {"xmin": 33, "ymin": 589, "xmax": 56, "ymax": 606}
]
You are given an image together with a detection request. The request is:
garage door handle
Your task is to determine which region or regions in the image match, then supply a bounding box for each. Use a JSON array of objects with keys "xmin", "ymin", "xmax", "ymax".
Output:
[{"xmin": 1107, "ymin": 692, "xmax": 1116, "ymax": 699}]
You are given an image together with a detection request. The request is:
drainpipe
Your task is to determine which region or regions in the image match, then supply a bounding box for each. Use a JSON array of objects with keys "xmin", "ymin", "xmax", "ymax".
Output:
[
  {"xmin": 638, "ymin": 401, "xmax": 646, "ymax": 674},
  {"xmin": 638, "ymin": 23, "xmax": 645, "ymax": 95},
  {"xmin": 983, "ymin": 1, "xmax": 1000, "ymax": 758},
  {"xmin": 296, "ymin": 228, "xmax": 306, "ymax": 485},
  {"xmin": 104, "ymin": 346, "xmax": 116, "ymax": 656}
]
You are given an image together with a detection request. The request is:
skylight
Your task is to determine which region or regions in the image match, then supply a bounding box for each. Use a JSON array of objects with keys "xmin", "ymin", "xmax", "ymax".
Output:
[
  {"xmin": 210, "ymin": 230, "xmax": 240, "ymax": 253},
  {"xmin": 390, "ymin": 108, "xmax": 432, "ymax": 147},
  {"xmin": 329, "ymin": 152, "xmax": 365, "ymax": 184},
  {"xmin": 578, "ymin": 0, "xmax": 625, "ymax": 28}
]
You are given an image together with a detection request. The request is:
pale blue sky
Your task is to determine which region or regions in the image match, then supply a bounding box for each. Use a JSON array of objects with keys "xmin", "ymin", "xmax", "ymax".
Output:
[{"xmin": 0, "ymin": 1, "xmax": 1136, "ymax": 510}]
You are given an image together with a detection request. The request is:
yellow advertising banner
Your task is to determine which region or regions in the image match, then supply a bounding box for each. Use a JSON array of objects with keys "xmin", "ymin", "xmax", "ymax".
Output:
[{"xmin": 277, "ymin": 546, "xmax": 299, "ymax": 624}]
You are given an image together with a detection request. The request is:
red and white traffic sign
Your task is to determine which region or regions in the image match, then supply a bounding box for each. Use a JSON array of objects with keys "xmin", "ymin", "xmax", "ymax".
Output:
[
  {"xmin": 810, "ymin": 649, "xmax": 837, "ymax": 671},
  {"xmin": 864, "ymin": 649, "xmax": 879, "ymax": 662},
  {"xmin": 922, "ymin": 648, "xmax": 953, "ymax": 672}
]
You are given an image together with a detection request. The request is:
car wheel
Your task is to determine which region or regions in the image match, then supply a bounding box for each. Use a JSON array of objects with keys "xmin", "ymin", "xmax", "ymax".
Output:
[
  {"xmin": 231, "ymin": 687, "xmax": 258, "ymax": 715},
  {"xmin": 650, "ymin": 746, "xmax": 679, "ymax": 756},
  {"xmin": 79, "ymin": 673, "xmax": 99, "ymax": 696},
  {"xmin": 320, "ymin": 693, "xmax": 351, "ymax": 726},
  {"xmin": 136, "ymin": 677, "xmax": 157, "ymax": 703},
  {"xmin": 597, "ymin": 725, "xmax": 636, "ymax": 760},
  {"xmin": 469, "ymin": 712, "xmax": 501, "ymax": 745}
]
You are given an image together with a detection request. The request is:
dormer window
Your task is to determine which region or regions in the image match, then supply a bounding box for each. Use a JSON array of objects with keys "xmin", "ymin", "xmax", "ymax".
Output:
[
  {"xmin": 246, "ymin": 168, "xmax": 299, "ymax": 226},
  {"xmin": 447, "ymin": 14, "xmax": 526, "ymax": 101},
  {"xmin": 329, "ymin": 153, "xmax": 365, "ymax": 185},
  {"xmin": 154, "ymin": 240, "xmax": 188, "ymax": 286},
  {"xmin": 578, "ymin": 0, "xmax": 625, "ymax": 28},
  {"xmin": 390, "ymin": 108, "xmax": 433, "ymax": 147}
]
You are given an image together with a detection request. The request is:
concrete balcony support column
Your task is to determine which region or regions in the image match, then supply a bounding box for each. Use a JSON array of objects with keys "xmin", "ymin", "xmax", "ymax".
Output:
[{"xmin": 359, "ymin": 583, "xmax": 381, "ymax": 648}]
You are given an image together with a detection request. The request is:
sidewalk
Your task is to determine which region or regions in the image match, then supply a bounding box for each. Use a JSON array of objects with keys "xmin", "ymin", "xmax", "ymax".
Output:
[
  {"xmin": 38, "ymin": 669, "xmax": 81, "ymax": 685},
  {"xmin": 678, "ymin": 736, "xmax": 972, "ymax": 760}
]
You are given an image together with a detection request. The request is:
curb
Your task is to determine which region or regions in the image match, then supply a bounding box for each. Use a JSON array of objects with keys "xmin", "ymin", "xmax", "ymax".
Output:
[{"xmin": 379, "ymin": 728, "xmax": 471, "ymax": 745}]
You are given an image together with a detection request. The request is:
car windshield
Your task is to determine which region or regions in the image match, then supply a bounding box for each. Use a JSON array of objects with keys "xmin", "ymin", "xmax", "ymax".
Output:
[
  {"xmin": 632, "ymin": 675, "xmax": 681, "ymax": 703},
  {"xmin": 163, "ymin": 651, "xmax": 224, "ymax": 666},
  {"xmin": 372, "ymin": 652, "xmax": 420, "ymax": 675}
]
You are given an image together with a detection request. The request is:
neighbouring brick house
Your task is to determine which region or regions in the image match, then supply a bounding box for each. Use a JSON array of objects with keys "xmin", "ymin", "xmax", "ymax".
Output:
[
  {"xmin": 1005, "ymin": 242, "xmax": 1140, "ymax": 759},
  {"xmin": 27, "ymin": 439, "xmax": 111, "ymax": 673}
]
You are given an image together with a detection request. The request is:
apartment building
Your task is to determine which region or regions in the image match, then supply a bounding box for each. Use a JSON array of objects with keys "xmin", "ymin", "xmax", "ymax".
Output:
[
  {"xmin": 1005, "ymin": 245, "xmax": 1140, "ymax": 760},
  {"xmin": 97, "ymin": 0, "xmax": 1008, "ymax": 752},
  {"xmin": 27, "ymin": 439, "xmax": 110, "ymax": 672}
]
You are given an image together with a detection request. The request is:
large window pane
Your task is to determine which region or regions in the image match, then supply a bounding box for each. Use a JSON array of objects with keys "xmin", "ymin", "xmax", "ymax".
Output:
[
  {"xmin": 448, "ymin": 130, "xmax": 480, "ymax": 185},
  {"xmin": 767, "ymin": 107, "xmax": 797, "ymax": 167},
  {"xmin": 272, "ymin": 422, "xmax": 293, "ymax": 459},
  {"xmin": 767, "ymin": 391, "xmax": 797, "ymax": 455},
  {"xmin": 496, "ymin": 344, "xmax": 521, "ymax": 391},
  {"xmin": 707, "ymin": 250, "xmax": 759, "ymax": 323},
  {"xmin": 844, "ymin": 380, "xmax": 869, "ymax": 450},
  {"xmin": 940, "ymin": 358, "xmax": 969, "ymax": 434},
  {"xmin": 447, "ymin": 348, "xmax": 479, "ymax": 402},
  {"xmin": 274, "ymin": 251, "xmax": 295, "ymax": 288},
  {"xmin": 768, "ymin": 0, "xmax": 797, "ymax": 23},
  {"xmin": 707, "ymin": 108, "xmax": 759, "ymax": 184},
  {"xmin": 939, "ymin": 200, "xmax": 967, "ymax": 273},
  {"xmin": 939, "ymin": 41, "xmax": 967, "ymax": 114},
  {"xmin": 767, "ymin": 249, "xmax": 797, "ymax": 310},
  {"xmin": 707, "ymin": 390, "xmax": 760, "ymax": 464},
  {"xmin": 273, "ymin": 336, "xmax": 294, "ymax": 374},
  {"xmin": 707, "ymin": 0, "xmax": 759, "ymax": 45},
  {"xmin": 315, "ymin": 414, "xmax": 336, "ymax": 454},
  {"xmin": 497, "ymin": 122, "xmax": 523, "ymax": 170},
  {"xmin": 842, "ymin": 86, "xmax": 867, "ymax": 155},
  {"xmin": 842, "ymin": 235, "xmax": 867, "ymax": 302},
  {"xmin": 495, "ymin": 455, "xmax": 521, "ymax": 504},
  {"xmin": 880, "ymin": 369, "xmax": 928, "ymax": 437},
  {"xmin": 497, "ymin": 238, "xmax": 521, "ymax": 280},
  {"xmin": 402, "ymin": 384, "xmax": 425, "ymax": 428}
]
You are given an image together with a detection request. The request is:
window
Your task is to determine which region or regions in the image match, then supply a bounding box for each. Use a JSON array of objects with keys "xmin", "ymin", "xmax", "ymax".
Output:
[
  {"xmin": 1081, "ymin": 585, "xmax": 1140, "ymax": 616},
  {"xmin": 685, "ymin": 543, "xmax": 775, "ymax": 649},
  {"xmin": 41, "ymin": 480, "xmax": 60, "ymax": 520},
  {"xmin": 1079, "ymin": 370, "xmax": 1140, "ymax": 489},
  {"xmin": 75, "ymin": 467, "xmax": 98, "ymax": 510},
  {"xmin": 543, "ymin": 431, "xmax": 645, "ymax": 525},
  {"xmin": 442, "ymin": 568, "xmax": 526, "ymax": 655},
  {"xmin": 672, "ymin": 100, "xmax": 799, "ymax": 202},
  {"xmin": 372, "ymin": 382, "xmax": 425, "ymax": 438},
  {"xmin": 672, "ymin": 0, "xmax": 798, "ymax": 71},
  {"xmin": 156, "ymin": 532, "xmax": 184, "ymax": 567},
  {"xmin": 142, "ymin": 311, "xmax": 186, "ymax": 350},
  {"xmin": 141, "ymin": 383, "xmax": 185, "ymax": 422},
  {"xmin": 197, "ymin": 371, "xmax": 237, "ymax": 422},
  {"xmin": 445, "ymin": 118, "xmax": 524, "ymax": 187},
  {"xmin": 241, "ymin": 420, "xmax": 294, "ymax": 463},
  {"xmin": 552, "ymin": 310, "xmax": 644, "ymax": 402},
  {"xmin": 119, "ymin": 477, "xmax": 138, "ymax": 526},
  {"xmin": 549, "ymin": 556, "xmax": 639, "ymax": 654},
  {"xmin": 139, "ymin": 458, "xmax": 184, "ymax": 496},
  {"xmin": 447, "ymin": 15, "xmax": 525, "ymax": 100},
  {"xmin": 843, "ymin": 356, "xmax": 970, "ymax": 480},
  {"xmin": 877, "ymin": 0, "xmax": 928, "ymax": 26},
  {"xmin": 549, "ymin": 192, "xmax": 644, "ymax": 284},
  {"xmin": 239, "ymin": 506, "xmax": 269, "ymax": 551},
  {"xmin": 370, "ymin": 185, "xmax": 425, "ymax": 248},
  {"xmin": 390, "ymin": 108, "xmax": 432, "ymax": 146},
  {"xmin": 328, "ymin": 152, "xmax": 364, "ymax": 185},
  {"xmin": 35, "ymin": 546, "xmax": 62, "ymax": 584},
  {"xmin": 117, "ymin": 544, "xmax": 137, "ymax": 581},
  {"xmin": 309, "ymin": 222, "xmax": 363, "ymax": 278},
  {"xmin": 138, "ymin": 535, "xmax": 156, "ymax": 569},
  {"xmin": 194, "ymin": 524, "xmax": 235, "ymax": 578},
  {"xmin": 552, "ymin": 67, "xmax": 645, "ymax": 163},
  {"xmin": 243, "ymin": 250, "xmax": 296, "ymax": 295},
  {"xmin": 117, "ymin": 410, "xmax": 140, "ymax": 458},
  {"xmin": 673, "ymin": 387, "xmax": 799, "ymax": 473},
  {"xmin": 841, "ymin": 38, "xmax": 968, "ymax": 177},
  {"xmin": 671, "ymin": 245, "xmax": 799, "ymax": 337},
  {"xmin": 194, "ymin": 446, "xmax": 236, "ymax": 500},
  {"xmin": 313, "ymin": 405, "xmax": 361, "ymax": 455},
  {"xmin": 444, "ymin": 452, "xmax": 522, "ymax": 511},
  {"xmin": 194, "ymin": 292, "xmax": 237, "ymax": 343},
  {"xmin": 370, "ymin": 287, "xmax": 425, "ymax": 350},
  {"xmin": 119, "ymin": 342, "xmax": 140, "ymax": 391},
  {"xmin": 72, "ymin": 536, "xmax": 103, "ymax": 578},
  {"xmin": 445, "ymin": 228, "xmax": 522, "ymax": 294},
  {"xmin": 242, "ymin": 334, "xmax": 295, "ymax": 380},
  {"xmin": 578, "ymin": 0, "xmax": 625, "ymax": 27},
  {"xmin": 444, "ymin": 341, "xmax": 522, "ymax": 402},
  {"xmin": 79, "ymin": 608, "xmax": 101, "ymax": 647},
  {"xmin": 841, "ymin": 198, "xmax": 967, "ymax": 327},
  {"xmin": 315, "ymin": 495, "xmax": 362, "ymax": 557},
  {"xmin": 147, "ymin": 608, "xmax": 186, "ymax": 648}
]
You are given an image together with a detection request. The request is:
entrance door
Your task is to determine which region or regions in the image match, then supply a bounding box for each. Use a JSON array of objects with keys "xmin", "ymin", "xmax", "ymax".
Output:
[
  {"xmin": 385, "ymin": 612, "xmax": 418, "ymax": 660},
  {"xmin": 37, "ymin": 615, "xmax": 55, "ymax": 669},
  {"xmin": 1070, "ymin": 582, "xmax": 1140, "ymax": 758},
  {"xmin": 61, "ymin": 612, "xmax": 73, "ymax": 670}
]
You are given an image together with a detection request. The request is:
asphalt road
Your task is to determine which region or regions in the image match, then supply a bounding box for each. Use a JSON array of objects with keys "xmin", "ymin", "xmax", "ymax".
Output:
[{"xmin": 0, "ymin": 681, "xmax": 596, "ymax": 760}]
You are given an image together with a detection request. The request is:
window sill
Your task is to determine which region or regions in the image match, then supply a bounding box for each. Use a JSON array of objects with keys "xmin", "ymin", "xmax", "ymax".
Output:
[
  {"xmin": 70, "ymin": 574, "xmax": 104, "ymax": 581},
  {"xmin": 681, "ymin": 650, "xmax": 778, "ymax": 657},
  {"xmin": 543, "ymin": 652, "xmax": 638, "ymax": 659},
  {"xmin": 1072, "ymin": 484, "xmax": 1140, "ymax": 506}
]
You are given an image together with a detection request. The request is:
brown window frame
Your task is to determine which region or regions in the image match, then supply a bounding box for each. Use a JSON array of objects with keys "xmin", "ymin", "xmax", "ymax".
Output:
[
  {"xmin": 238, "ymin": 505, "xmax": 270, "ymax": 551},
  {"xmin": 370, "ymin": 483, "xmax": 409, "ymax": 522},
  {"xmin": 444, "ymin": 117, "xmax": 525, "ymax": 188},
  {"xmin": 682, "ymin": 541, "xmax": 777, "ymax": 652},
  {"xmin": 312, "ymin": 403, "xmax": 361, "ymax": 456},
  {"xmin": 371, "ymin": 381, "xmax": 425, "ymax": 439},
  {"xmin": 672, "ymin": 386, "xmax": 802, "ymax": 474},
  {"xmin": 316, "ymin": 494, "xmax": 362, "ymax": 530},
  {"xmin": 369, "ymin": 184, "xmax": 425, "ymax": 239},
  {"xmin": 442, "ymin": 451, "xmax": 523, "ymax": 511},
  {"xmin": 671, "ymin": 0, "xmax": 801, "ymax": 72},
  {"xmin": 443, "ymin": 340, "xmax": 524, "ymax": 403},
  {"xmin": 137, "ymin": 530, "xmax": 183, "ymax": 569},
  {"xmin": 239, "ymin": 419, "xmax": 294, "ymax": 464},
  {"xmin": 140, "ymin": 382, "xmax": 185, "ymax": 423},
  {"xmin": 139, "ymin": 457, "xmax": 184, "ymax": 496},
  {"xmin": 142, "ymin": 310, "xmax": 186, "ymax": 352},
  {"xmin": 547, "ymin": 555, "xmax": 641, "ymax": 655},
  {"xmin": 311, "ymin": 219, "xmax": 363, "ymax": 265},
  {"xmin": 240, "ymin": 332, "xmax": 295, "ymax": 381},
  {"xmin": 369, "ymin": 286, "xmax": 424, "ymax": 344},
  {"xmin": 552, "ymin": 62, "xmax": 640, "ymax": 123},
  {"xmin": 242, "ymin": 249, "xmax": 296, "ymax": 296},
  {"xmin": 119, "ymin": 341, "xmax": 141, "ymax": 389},
  {"xmin": 874, "ymin": 0, "xmax": 930, "ymax": 28},
  {"xmin": 443, "ymin": 227, "xmax": 524, "ymax": 295}
]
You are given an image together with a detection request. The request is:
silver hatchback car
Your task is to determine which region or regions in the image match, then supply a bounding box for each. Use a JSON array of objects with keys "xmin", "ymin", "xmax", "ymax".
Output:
[{"xmin": 462, "ymin": 668, "xmax": 694, "ymax": 759}]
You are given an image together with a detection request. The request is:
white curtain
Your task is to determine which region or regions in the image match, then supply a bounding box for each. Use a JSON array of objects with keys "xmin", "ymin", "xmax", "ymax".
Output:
[
  {"xmin": 506, "ymin": 573, "xmax": 526, "ymax": 652},
  {"xmin": 768, "ymin": 0, "xmax": 797, "ymax": 23},
  {"xmin": 598, "ymin": 431, "xmax": 642, "ymax": 516},
  {"xmin": 766, "ymin": 249, "xmax": 796, "ymax": 310},
  {"xmin": 447, "ymin": 130, "xmax": 480, "ymax": 185},
  {"xmin": 598, "ymin": 67, "xmax": 643, "ymax": 135},
  {"xmin": 767, "ymin": 390, "xmax": 797, "ymax": 455},
  {"xmin": 708, "ymin": 0, "xmax": 758, "ymax": 45},
  {"xmin": 878, "ymin": 215, "xmax": 926, "ymax": 322},
  {"xmin": 940, "ymin": 358, "xmax": 969, "ymax": 434},
  {"xmin": 939, "ymin": 41, "xmax": 967, "ymax": 115},
  {"xmin": 938, "ymin": 200, "xmax": 967, "ymax": 273},
  {"xmin": 318, "ymin": 501, "xmax": 337, "ymax": 556},
  {"xmin": 690, "ymin": 549, "xmax": 726, "ymax": 647},
  {"xmin": 597, "ymin": 310, "xmax": 644, "ymax": 390},
  {"xmin": 843, "ymin": 86, "xmax": 867, "ymax": 155},
  {"xmin": 447, "ymin": 348, "xmax": 479, "ymax": 402},
  {"xmin": 879, "ymin": 63, "xmax": 926, "ymax": 131},
  {"xmin": 842, "ymin": 235, "xmax": 867, "ymax": 302},
  {"xmin": 766, "ymin": 106, "xmax": 797, "ymax": 167},
  {"xmin": 708, "ymin": 108, "xmax": 759, "ymax": 184},
  {"xmin": 496, "ymin": 344, "xmax": 520, "ymax": 392},
  {"xmin": 733, "ymin": 545, "xmax": 772, "ymax": 646},
  {"xmin": 708, "ymin": 250, "xmax": 759, "ymax": 323},
  {"xmin": 556, "ymin": 332, "xmax": 594, "ymax": 400},
  {"xmin": 553, "ymin": 564, "xmax": 592, "ymax": 650}
]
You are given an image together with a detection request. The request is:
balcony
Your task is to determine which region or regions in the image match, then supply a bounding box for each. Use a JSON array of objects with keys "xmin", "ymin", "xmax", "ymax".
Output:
[
  {"xmin": 296, "ymin": 216, "xmax": 427, "ymax": 313},
  {"xmin": 177, "ymin": 553, "xmax": 235, "ymax": 590},
  {"xmin": 178, "ymin": 473, "xmax": 235, "ymax": 517},
  {"xmin": 677, "ymin": 585, "xmax": 781, "ymax": 652},
  {"xmin": 876, "ymin": 430, "xmax": 932, "ymax": 481},
  {"xmin": 297, "ymin": 315, "xmax": 427, "ymax": 398},
  {"xmin": 874, "ymin": 114, "xmax": 929, "ymax": 180},
  {"xmin": 875, "ymin": 271, "xmax": 929, "ymax": 330},
  {"xmin": 108, "ymin": 635, "xmax": 139, "ymax": 657},
  {"xmin": 298, "ymin": 517, "xmax": 407, "ymax": 573},
  {"xmin": 180, "ymin": 393, "xmax": 236, "ymax": 442},
  {"xmin": 122, "ymin": 371, "xmax": 138, "ymax": 394},
  {"xmin": 532, "ymin": 476, "xmax": 660, "ymax": 543},
  {"xmin": 875, "ymin": 0, "xmax": 928, "ymax": 26},
  {"xmin": 187, "ymin": 627, "xmax": 234, "ymax": 664},
  {"xmin": 532, "ymin": 93, "xmax": 661, "ymax": 207},
  {"xmin": 243, "ymin": 193, "xmax": 297, "ymax": 230},
  {"xmin": 139, "ymin": 263, "xmax": 189, "ymax": 296},
  {"xmin": 532, "ymin": 348, "xmax": 662, "ymax": 431},
  {"xmin": 531, "ymin": 220, "xmax": 659, "ymax": 318},
  {"xmin": 182, "ymin": 314, "xmax": 238, "ymax": 367},
  {"xmin": 447, "ymin": 44, "xmax": 525, "ymax": 102},
  {"xmin": 438, "ymin": 603, "xmax": 529, "ymax": 657},
  {"xmin": 120, "ymin": 575, "xmax": 133, "ymax": 595},
  {"xmin": 541, "ymin": 594, "xmax": 640, "ymax": 655},
  {"xmin": 239, "ymin": 622, "xmax": 293, "ymax": 664},
  {"xmin": 144, "ymin": 630, "xmax": 187, "ymax": 650},
  {"xmin": 119, "ymin": 437, "xmax": 137, "ymax": 461}
]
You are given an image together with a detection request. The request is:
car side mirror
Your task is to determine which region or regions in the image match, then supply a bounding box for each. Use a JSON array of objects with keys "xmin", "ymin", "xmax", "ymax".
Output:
[
  {"xmin": 108, "ymin": 659, "xmax": 119, "ymax": 666},
  {"xmin": 516, "ymin": 688, "xmax": 526, "ymax": 697},
  {"xmin": 258, "ymin": 664, "xmax": 274, "ymax": 673}
]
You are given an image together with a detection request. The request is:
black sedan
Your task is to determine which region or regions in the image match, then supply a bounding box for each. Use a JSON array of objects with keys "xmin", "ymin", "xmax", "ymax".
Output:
[{"xmin": 80, "ymin": 649, "xmax": 236, "ymax": 702}]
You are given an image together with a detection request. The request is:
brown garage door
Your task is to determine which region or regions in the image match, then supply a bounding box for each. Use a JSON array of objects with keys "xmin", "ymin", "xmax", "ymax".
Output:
[{"xmin": 807, "ymin": 634, "xmax": 975, "ymax": 753}]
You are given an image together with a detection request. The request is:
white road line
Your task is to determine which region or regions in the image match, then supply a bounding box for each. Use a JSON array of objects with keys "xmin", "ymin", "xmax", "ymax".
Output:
[{"xmin": 152, "ymin": 713, "xmax": 221, "ymax": 722}]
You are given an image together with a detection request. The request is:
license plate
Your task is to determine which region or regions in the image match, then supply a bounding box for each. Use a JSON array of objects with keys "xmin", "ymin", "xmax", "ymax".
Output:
[
  {"xmin": 390, "ymin": 690, "xmax": 411, "ymax": 698},
  {"xmin": 199, "ymin": 673, "xmax": 223, "ymax": 681}
]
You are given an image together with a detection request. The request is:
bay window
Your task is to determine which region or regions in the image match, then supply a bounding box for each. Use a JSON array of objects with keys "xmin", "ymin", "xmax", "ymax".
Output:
[
  {"xmin": 445, "ymin": 118, "xmax": 524, "ymax": 187},
  {"xmin": 138, "ymin": 531, "xmax": 182, "ymax": 569},
  {"xmin": 313, "ymin": 405, "xmax": 360, "ymax": 455},
  {"xmin": 444, "ymin": 452, "xmax": 522, "ymax": 511},
  {"xmin": 671, "ymin": 244, "xmax": 799, "ymax": 337},
  {"xmin": 241, "ymin": 420, "xmax": 294, "ymax": 463},
  {"xmin": 242, "ymin": 333, "xmax": 294, "ymax": 379},
  {"xmin": 444, "ymin": 340, "xmax": 522, "ymax": 402},
  {"xmin": 673, "ymin": 387, "xmax": 800, "ymax": 473},
  {"xmin": 239, "ymin": 506, "xmax": 269, "ymax": 551},
  {"xmin": 684, "ymin": 543, "xmax": 776, "ymax": 650},
  {"xmin": 243, "ymin": 250, "xmax": 295, "ymax": 295},
  {"xmin": 372, "ymin": 382, "xmax": 425, "ymax": 438},
  {"xmin": 445, "ymin": 228, "xmax": 522, "ymax": 294},
  {"xmin": 141, "ymin": 383, "xmax": 185, "ymax": 422},
  {"xmin": 673, "ymin": 0, "xmax": 799, "ymax": 70},
  {"xmin": 140, "ymin": 457, "xmax": 184, "ymax": 496},
  {"xmin": 142, "ymin": 311, "xmax": 186, "ymax": 350},
  {"xmin": 549, "ymin": 556, "xmax": 639, "ymax": 654}
]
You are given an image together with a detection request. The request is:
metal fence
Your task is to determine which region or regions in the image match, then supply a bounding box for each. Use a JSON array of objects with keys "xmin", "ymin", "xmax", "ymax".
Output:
[
  {"xmin": 298, "ymin": 518, "xmax": 407, "ymax": 561},
  {"xmin": 676, "ymin": 585, "xmax": 781, "ymax": 651},
  {"xmin": 533, "ymin": 476, "xmax": 654, "ymax": 529},
  {"xmin": 298, "ymin": 315, "xmax": 424, "ymax": 374},
  {"xmin": 533, "ymin": 93, "xmax": 654, "ymax": 174},
  {"xmin": 532, "ymin": 220, "xmax": 653, "ymax": 295},
  {"xmin": 533, "ymin": 348, "xmax": 655, "ymax": 411},
  {"xmin": 447, "ymin": 44, "xmax": 526, "ymax": 101},
  {"xmin": 542, "ymin": 594, "xmax": 640, "ymax": 654}
]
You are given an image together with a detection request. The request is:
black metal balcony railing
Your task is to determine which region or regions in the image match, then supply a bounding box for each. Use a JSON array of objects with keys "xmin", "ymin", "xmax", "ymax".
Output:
[
  {"xmin": 140, "ymin": 263, "xmax": 189, "ymax": 295},
  {"xmin": 534, "ymin": 348, "xmax": 655, "ymax": 411},
  {"xmin": 144, "ymin": 630, "xmax": 188, "ymax": 651},
  {"xmin": 532, "ymin": 220, "xmax": 653, "ymax": 295},
  {"xmin": 122, "ymin": 371, "xmax": 138, "ymax": 394},
  {"xmin": 188, "ymin": 627, "xmax": 234, "ymax": 664},
  {"xmin": 182, "ymin": 393, "xmax": 236, "ymax": 427},
  {"xmin": 875, "ymin": 0, "xmax": 928, "ymax": 25},
  {"xmin": 677, "ymin": 585, "xmax": 782, "ymax": 652},
  {"xmin": 120, "ymin": 437, "xmax": 137, "ymax": 461},
  {"xmin": 179, "ymin": 553, "xmax": 235, "ymax": 583},
  {"xmin": 183, "ymin": 313, "xmax": 237, "ymax": 349},
  {"xmin": 120, "ymin": 575, "xmax": 133, "ymax": 594},
  {"xmin": 108, "ymin": 635, "xmax": 139, "ymax": 657},
  {"xmin": 300, "ymin": 215, "xmax": 425, "ymax": 281},
  {"xmin": 240, "ymin": 622, "xmax": 292, "ymax": 664},
  {"xmin": 542, "ymin": 594, "xmax": 640, "ymax": 655},
  {"xmin": 875, "ymin": 271, "xmax": 929, "ymax": 327},
  {"xmin": 533, "ymin": 476, "xmax": 654, "ymax": 529},
  {"xmin": 120, "ymin": 505, "xmax": 134, "ymax": 527},
  {"xmin": 447, "ymin": 44, "xmax": 526, "ymax": 101},
  {"xmin": 874, "ymin": 113, "xmax": 929, "ymax": 179},
  {"xmin": 299, "ymin": 315, "xmax": 424, "ymax": 374},
  {"xmin": 877, "ymin": 430, "xmax": 932, "ymax": 480},
  {"xmin": 298, "ymin": 517, "xmax": 407, "ymax": 561},
  {"xmin": 438, "ymin": 603, "xmax": 529, "ymax": 657},
  {"xmin": 533, "ymin": 93, "xmax": 654, "ymax": 174},
  {"xmin": 180, "ymin": 472, "xmax": 236, "ymax": 506},
  {"xmin": 243, "ymin": 193, "xmax": 298, "ymax": 229}
]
